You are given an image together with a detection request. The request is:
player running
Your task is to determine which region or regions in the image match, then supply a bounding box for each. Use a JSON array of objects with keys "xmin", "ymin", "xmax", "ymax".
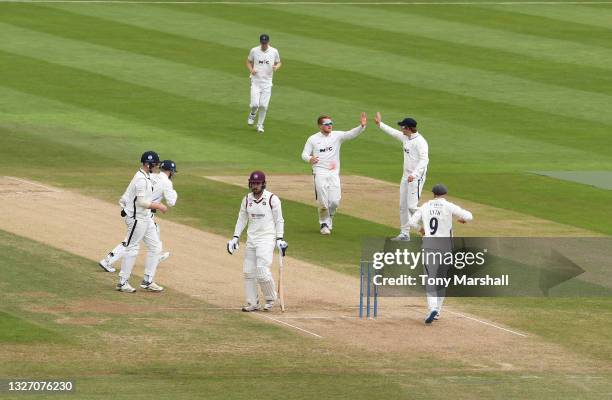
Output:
[
  {"xmin": 246, "ymin": 34, "xmax": 281, "ymax": 134},
  {"xmin": 409, "ymin": 184, "xmax": 473, "ymax": 324},
  {"xmin": 227, "ymin": 171, "xmax": 288, "ymax": 312},
  {"xmin": 301, "ymin": 113, "xmax": 367, "ymax": 234},
  {"xmin": 375, "ymin": 112, "xmax": 429, "ymax": 242}
]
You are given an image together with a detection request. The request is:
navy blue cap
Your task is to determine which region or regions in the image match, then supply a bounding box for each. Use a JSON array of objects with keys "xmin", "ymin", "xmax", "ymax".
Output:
[
  {"xmin": 260, "ymin": 34, "xmax": 270, "ymax": 43},
  {"xmin": 432, "ymin": 184, "xmax": 448, "ymax": 196},
  {"xmin": 397, "ymin": 117, "xmax": 417, "ymax": 128},
  {"xmin": 160, "ymin": 160, "xmax": 177, "ymax": 173},
  {"xmin": 140, "ymin": 151, "xmax": 160, "ymax": 164}
]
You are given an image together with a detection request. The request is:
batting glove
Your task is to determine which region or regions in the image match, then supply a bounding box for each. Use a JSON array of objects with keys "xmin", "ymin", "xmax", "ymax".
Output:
[
  {"xmin": 276, "ymin": 238, "xmax": 288, "ymax": 256},
  {"xmin": 227, "ymin": 236, "xmax": 239, "ymax": 255}
]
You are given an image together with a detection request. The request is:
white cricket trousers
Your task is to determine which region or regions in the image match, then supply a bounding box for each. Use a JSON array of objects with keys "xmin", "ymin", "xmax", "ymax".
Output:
[
  {"xmin": 106, "ymin": 217, "xmax": 163, "ymax": 267},
  {"xmin": 400, "ymin": 175, "xmax": 425, "ymax": 234},
  {"xmin": 243, "ymin": 239, "xmax": 277, "ymax": 306},
  {"xmin": 314, "ymin": 172, "xmax": 341, "ymax": 228},
  {"xmin": 423, "ymin": 248, "xmax": 449, "ymax": 314},
  {"xmin": 250, "ymin": 84, "xmax": 272, "ymax": 126},
  {"xmin": 118, "ymin": 216, "xmax": 162, "ymax": 284}
]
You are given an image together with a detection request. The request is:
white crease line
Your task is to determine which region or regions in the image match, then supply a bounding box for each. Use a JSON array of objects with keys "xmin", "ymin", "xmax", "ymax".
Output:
[
  {"xmin": 255, "ymin": 313, "xmax": 323, "ymax": 338},
  {"xmin": 4, "ymin": 176, "xmax": 62, "ymax": 192},
  {"xmin": 2, "ymin": 1, "xmax": 611, "ymax": 4},
  {"xmin": 445, "ymin": 310, "xmax": 528, "ymax": 337}
]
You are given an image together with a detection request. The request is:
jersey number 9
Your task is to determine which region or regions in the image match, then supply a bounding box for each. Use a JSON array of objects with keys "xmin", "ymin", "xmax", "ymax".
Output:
[{"xmin": 429, "ymin": 217, "xmax": 439, "ymax": 235}]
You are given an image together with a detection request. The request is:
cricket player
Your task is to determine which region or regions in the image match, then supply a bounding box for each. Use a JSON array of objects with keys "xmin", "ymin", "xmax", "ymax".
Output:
[
  {"xmin": 375, "ymin": 112, "xmax": 429, "ymax": 241},
  {"xmin": 227, "ymin": 171, "xmax": 288, "ymax": 312},
  {"xmin": 409, "ymin": 184, "xmax": 473, "ymax": 323},
  {"xmin": 301, "ymin": 113, "xmax": 367, "ymax": 234},
  {"xmin": 98, "ymin": 160, "xmax": 178, "ymax": 273},
  {"xmin": 107, "ymin": 151, "xmax": 168, "ymax": 293},
  {"xmin": 246, "ymin": 33, "xmax": 281, "ymax": 134}
]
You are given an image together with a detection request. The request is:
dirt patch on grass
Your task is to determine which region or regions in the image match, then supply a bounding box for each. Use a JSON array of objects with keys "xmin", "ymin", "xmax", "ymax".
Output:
[
  {"xmin": 25, "ymin": 299, "xmax": 153, "ymax": 315},
  {"xmin": 55, "ymin": 316, "xmax": 109, "ymax": 325},
  {"xmin": 206, "ymin": 175, "xmax": 599, "ymax": 237},
  {"xmin": 0, "ymin": 176, "xmax": 606, "ymax": 373}
]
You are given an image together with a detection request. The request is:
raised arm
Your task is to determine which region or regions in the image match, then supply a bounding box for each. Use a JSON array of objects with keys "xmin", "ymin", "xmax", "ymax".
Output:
[
  {"xmin": 375, "ymin": 112, "xmax": 404, "ymax": 142},
  {"xmin": 340, "ymin": 112, "xmax": 367, "ymax": 142},
  {"xmin": 378, "ymin": 121, "xmax": 405, "ymax": 142}
]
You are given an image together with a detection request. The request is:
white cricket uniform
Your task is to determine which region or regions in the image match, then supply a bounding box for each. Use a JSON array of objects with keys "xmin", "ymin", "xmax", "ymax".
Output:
[
  {"xmin": 379, "ymin": 122, "xmax": 429, "ymax": 235},
  {"xmin": 409, "ymin": 198, "xmax": 473, "ymax": 314},
  {"xmin": 301, "ymin": 125, "xmax": 365, "ymax": 228},
  {"xmin": 233, "ymin": 189, "xmax": 285, "ymax": 306},
  {"xmin": 248, "ymin": 46, "xmax": 280, "ymax": 126},
  {"xmin": 105, "ymin": 172, "xmax": 177, "ymax": 272},
  {"xmin": 117, "ymin": 169, "xmax": 163, "ymax": 285}
]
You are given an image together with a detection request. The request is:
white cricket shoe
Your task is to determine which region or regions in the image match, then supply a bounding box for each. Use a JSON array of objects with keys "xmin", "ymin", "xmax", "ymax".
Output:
[
  {"xmin": 256, "ymin": 125, "xmax": 264, "ymax": 134},
  {"xmin": 391, "ymin": 232, "xmax": 410, "ymax": 242},
  {"xmin": 247, "ymin": 113, "xmax": 256, "ymax": 125},
  {"xmin": 140, "ymin": 281, "xmax": 164, "ymax": 292},
  {"xmin": 98, "ymin": 258, "xmax": 115, "ymax": 273},
  {"xmin": 241, "ymin": 303, "xmax": 259, "ymax": 312},
  {"xmin": 116, "ymin": 282, "xmax": 136, "ymax": 293},
  {"xmin": 262, "ymin": 300, "xmax": 274, "ymax": 312},
  {"xmin": 159, "ymin": 251, "xmax": 170, "ymax": 263},
  {"xmin": 320, "ymin": 223, "xmax": 331, "ymax": 235}
]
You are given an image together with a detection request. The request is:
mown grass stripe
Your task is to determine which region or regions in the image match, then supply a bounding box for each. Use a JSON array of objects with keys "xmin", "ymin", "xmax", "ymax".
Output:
[
  {"xmin": 72, "ymin": 3, "xmax": 612, "ymax": 125},
  {"xmin": 351, "ymin": 3, "xmax": 612, "ymax": 70},
  {"xmin": 258, "ymin": 3, "xmax": 612, "ymax": 96},
  {"xmin": 482, "ymin": 3, "xmax": 612, "ymax": 29},
  {"xmin": 389, "ymin": 3, "xmax": 612, "ymax": 49},
  {"xmin": 3, "ymin": 11, "xmax": 611, "ymax": 160}
]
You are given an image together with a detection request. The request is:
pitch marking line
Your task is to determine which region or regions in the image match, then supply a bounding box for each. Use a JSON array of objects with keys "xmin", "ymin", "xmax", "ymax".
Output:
[
  {"xmin": 445, "ymin": 310, "xmax": 528, "ymax": 337},
  {"xmin": 5, "ymin": 176, "xmax": 62, "ymax": 192},
  {"xmin": 2, "ymin": 1, "xmax": 612, "ymax": 4},
  {"xmin": 255, "ymin": 313, "xmax": 324, "ymax": 338}
]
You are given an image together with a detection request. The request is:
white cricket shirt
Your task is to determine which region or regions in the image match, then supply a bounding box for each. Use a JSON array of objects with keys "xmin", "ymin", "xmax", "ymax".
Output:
[
  {"xmin": 379, "ymin": 122, "xmax": 429, "ymax": 180},
  {"xmin": 301, "ymin": 125, "xmax": 365, "ymax": 175},
  {"xmin": 248, "ymin": 46, "xmax": 280, "ymax": 88}
]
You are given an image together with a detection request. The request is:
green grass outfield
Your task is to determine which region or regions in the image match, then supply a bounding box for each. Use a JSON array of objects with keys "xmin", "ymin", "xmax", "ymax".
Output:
[{"xmin": 1, "ymin": 1, "xmax": 611, "ymax": 398}]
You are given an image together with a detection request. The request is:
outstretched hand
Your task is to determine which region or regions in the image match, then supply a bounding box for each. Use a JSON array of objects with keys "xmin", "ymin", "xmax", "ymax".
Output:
[
  {"xmin": 360, "ymin": 112, "xmax": 367, "ymax": 127},
  {"xmin": 375, "ymin": 112, "xmax": 382, "ymax": 126}
]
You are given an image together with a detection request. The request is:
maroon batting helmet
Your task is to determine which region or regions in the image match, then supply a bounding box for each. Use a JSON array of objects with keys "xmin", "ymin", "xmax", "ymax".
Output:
[{"xmin": 248, "ymin": 170, "xmax": 266, "ymax": 189}]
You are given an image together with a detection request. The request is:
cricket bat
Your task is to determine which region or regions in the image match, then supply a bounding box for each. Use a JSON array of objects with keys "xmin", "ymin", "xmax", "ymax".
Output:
[{"xmin": 278, "ymin": 250, "xmax": 285, "ymax": 312}]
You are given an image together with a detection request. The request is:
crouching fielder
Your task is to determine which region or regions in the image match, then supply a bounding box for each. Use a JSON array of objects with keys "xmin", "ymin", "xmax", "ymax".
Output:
[
  {"xmin": 227, "ymin": 171, "xmax": 288, "ymax": 312},
  {"xmin": 409, "ymin": 184, "xmax": 472, "ymax": 324}
]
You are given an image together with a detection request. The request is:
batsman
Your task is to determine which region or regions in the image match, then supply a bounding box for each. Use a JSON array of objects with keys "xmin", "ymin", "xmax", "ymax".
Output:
[{"xmin": 227, "ymin": 171, "xmax": 288, "ymax": 312}]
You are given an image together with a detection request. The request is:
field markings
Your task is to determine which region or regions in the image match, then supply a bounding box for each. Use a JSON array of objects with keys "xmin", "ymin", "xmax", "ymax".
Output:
[
  {"xmin": 255, "ymin": 313, "xmax": 324, "ymax": 338},
  {"xmin": 2, "ymin": 1, "xmax": 612, "ymax": 4},
  {"xmin": 4, "ymin": 176, "xmax": 62, "ymax": 192},
  {"xmin": 445, "ymin": 310, "xmax": 529, "ymax": 337}
]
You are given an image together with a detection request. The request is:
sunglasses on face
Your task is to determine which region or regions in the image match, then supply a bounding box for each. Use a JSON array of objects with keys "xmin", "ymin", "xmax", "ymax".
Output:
[{"xmin": 322, "ymin": 121, "xmax": 334, "ymax": 126}]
